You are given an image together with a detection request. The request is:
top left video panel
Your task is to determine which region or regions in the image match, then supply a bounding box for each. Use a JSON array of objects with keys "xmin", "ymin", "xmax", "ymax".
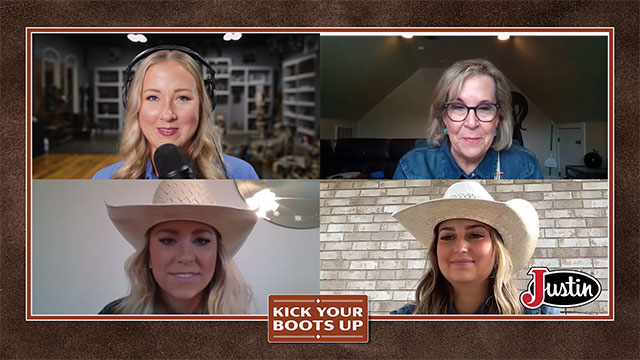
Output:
[{"xmin": 30, "ymin": 31, "xmax": 320, "ymax": 179}]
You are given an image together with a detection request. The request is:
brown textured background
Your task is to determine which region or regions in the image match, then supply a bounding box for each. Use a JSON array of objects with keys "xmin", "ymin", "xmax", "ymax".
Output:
[{"xmin": 2, "ymin": 0, "xmax": 638, "ymax": 358}]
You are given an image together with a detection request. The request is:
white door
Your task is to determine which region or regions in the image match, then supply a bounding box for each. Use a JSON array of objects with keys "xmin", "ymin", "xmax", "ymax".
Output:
[{"xmin": 557, "ymin": 124, "xmax": 586, "ymax": 178}]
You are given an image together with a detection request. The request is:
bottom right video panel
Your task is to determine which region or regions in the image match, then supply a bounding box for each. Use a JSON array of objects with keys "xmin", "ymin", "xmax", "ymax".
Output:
[{"xmin": 320, "ymin": 180, "xmax": 609, "ymax": 317}]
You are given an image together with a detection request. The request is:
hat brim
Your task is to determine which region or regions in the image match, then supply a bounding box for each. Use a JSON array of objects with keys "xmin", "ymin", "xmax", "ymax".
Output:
[
  {"xmin": 107, "ymin": 203, "xmax": 258, "ymax": 256},
  {"xmin": 392, "ymin": 198, "xmax": 538, "ymax": 273}
]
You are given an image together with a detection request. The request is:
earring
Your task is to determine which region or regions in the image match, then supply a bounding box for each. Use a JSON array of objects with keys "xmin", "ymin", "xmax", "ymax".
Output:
[
  {"xmin": 444, "ymin": 128, "xmax": 448, "ymax": 134},
  {"xmin": 494, "ymin": 130, "xmax": 498, "ymax": 137},
  {"xmin": 148, "ymin": 261, "xmax": 152, "ymax": 269}
]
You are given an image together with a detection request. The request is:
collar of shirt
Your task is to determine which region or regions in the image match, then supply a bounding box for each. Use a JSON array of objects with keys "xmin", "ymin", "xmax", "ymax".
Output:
[
  {"xmin": 144, "ymin": 159, "xmax": 158, "ymax": 179},
  {"xmin": 440, "ymin": 138, "xmax": 498, "ymax": 179}
]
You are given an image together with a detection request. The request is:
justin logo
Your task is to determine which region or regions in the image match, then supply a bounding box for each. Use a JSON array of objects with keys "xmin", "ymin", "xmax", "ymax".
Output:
[{"xmin": 520, "ymin": 267, "xmax": 602, "ymax": 310}]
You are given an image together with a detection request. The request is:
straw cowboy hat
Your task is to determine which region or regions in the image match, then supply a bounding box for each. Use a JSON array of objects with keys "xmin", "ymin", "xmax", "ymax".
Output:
[
  {"xmin": 392, "ymin": 181, "xmax": 539, "ymax": 273},
  {"xmin": 107, "ymin": 180, "xmax": 258, "ymax": 255}
]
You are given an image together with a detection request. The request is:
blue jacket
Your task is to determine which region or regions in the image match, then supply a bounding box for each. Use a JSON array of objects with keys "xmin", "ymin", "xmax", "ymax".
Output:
[
  {"xmin": 93, "ymin": 154, "xmax": 258, "ymax": 180},
  {"xmin": 393, "ymin": 138, "xmax": 543, "ymax": 179},
  {"xmin": 390, "ymin": 302, "xmax": 560, "ymax": 315}
]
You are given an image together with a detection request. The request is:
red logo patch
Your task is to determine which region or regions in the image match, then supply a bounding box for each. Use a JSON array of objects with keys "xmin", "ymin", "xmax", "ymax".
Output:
[{"xmin": 268, "ymin": 294, "xmax": 368, "ymax": 343}]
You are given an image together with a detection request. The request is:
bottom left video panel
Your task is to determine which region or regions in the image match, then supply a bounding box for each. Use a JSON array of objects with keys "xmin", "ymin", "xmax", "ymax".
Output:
[{"xmin": 30, "ymin": 180, "xmax": 320, "ymax": 317}]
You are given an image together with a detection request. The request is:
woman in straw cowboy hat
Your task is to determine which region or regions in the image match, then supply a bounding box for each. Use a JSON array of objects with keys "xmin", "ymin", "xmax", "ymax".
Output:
[
  {"xmin": 99, "ymin": 180, "xmax": 257, "ymax": 314},
  {"xmin": 391, "ymin": 181, "xmax": 557, "ymax": 314}
]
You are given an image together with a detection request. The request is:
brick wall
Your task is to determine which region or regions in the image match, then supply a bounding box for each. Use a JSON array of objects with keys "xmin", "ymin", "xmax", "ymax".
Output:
[{"xmin": 319, "ymin": 180, "xmax": 609, "ymax": 316}]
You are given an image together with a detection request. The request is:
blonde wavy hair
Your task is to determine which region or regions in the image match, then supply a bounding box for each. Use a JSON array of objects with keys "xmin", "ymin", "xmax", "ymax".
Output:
[
  {"xmin": 413, "ymin": 224, "xmax": 523, "ymax": 314},
  {"xmin": 112, "ymin": 50, "xmax": 227, "ymax": 179},
  {"xmin": 114, "ymin": 234, "xmax": 252, "ymax": 314},
  {"xmin": 425, "ymin": 58, "xmax": 514, "ymax": 152}
]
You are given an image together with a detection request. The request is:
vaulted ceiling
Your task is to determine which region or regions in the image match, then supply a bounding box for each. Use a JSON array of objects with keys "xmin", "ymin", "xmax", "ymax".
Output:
[{"xmin": 320, "ymin": 36, "xmax": 608, "ymax": 124}]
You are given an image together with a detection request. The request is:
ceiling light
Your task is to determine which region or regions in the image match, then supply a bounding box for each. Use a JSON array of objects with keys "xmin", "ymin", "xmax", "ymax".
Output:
[
  {"xmin": 402, "ymin": 34, "xmax": 414, "ymax": 39},
  {"xmin": 246, "ymin": 189, "xmax": 280, "ymax": 218},
  {"xmin": 497, "ymin": 34, "xmax": 510, "ymax": 41},
  {"xmin": 224, "ymin": 32, "xmax": 242, "ymax": 41},
  {"xmin": 127, "ymin": 33, "xmax": 147, "ymax": 43}
]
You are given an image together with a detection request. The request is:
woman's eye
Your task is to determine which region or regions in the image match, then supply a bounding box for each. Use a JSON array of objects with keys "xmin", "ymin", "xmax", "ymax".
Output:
[
  {"xmin": 439, "ymin": 234, "xmax": 454, "ymax": 241},
  {"xmin": 146, "ymin": 95, "xmax": 159, "ymax": 101},
  {"xmin": 176, "ymin": 95, "xmax": 191, "ymax": 101},
  {"xmin": 194, "ymin": 237, "xmax": 211, "ymax": 246},
  {"xmin": 450, "ymin": 103, "xmax": 467, "ymax": 111},
  {"xmin": 158, "ymin": 237, "xmax": 176, "ymax": 245},
  {"xmin": 469, "ymin": 233, "xmax": 485, "ymax": 239}
]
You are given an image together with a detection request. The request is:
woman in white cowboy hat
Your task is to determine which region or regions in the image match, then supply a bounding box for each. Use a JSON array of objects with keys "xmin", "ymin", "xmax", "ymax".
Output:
[
  {"xmin": 391, "ymin": 181, "xmax": 557, "ymax": 314},
  {"xmin": 99, "ymin": 180, "xmax": 258, "ymax": 314}
]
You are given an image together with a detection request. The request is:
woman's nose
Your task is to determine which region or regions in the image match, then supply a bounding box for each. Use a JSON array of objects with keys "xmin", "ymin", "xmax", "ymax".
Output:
[
  {"xmin": 160, "ymin": 105, "xmax": 177, "ymax": 121},
  {"xmin": 464, "ymin": 109, "xmax": 480, "ymax": 128},
  {"xmin": 453, "ymin": 238, "xmax": 469, "ymax": 254},
  {"xmin": 177, "ymin": 244, "xmax": 195, "ymax": 263}
]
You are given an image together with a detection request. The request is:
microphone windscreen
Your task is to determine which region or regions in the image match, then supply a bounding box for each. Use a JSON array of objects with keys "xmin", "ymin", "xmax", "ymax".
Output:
[{"xmin": 153, "ymin": 143, "xmax": 195, "ymax": 179}]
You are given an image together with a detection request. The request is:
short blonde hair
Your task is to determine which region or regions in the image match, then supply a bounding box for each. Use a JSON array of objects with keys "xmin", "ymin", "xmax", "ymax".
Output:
[
  {"xmin": 113, "ymin": 50, "xmax": 226, "ymax": 179},
  {"xmin": 413, "ymin": 223, "xmax": 522, "ymax": 314},
  {"xmin": 425, "ymin": 59, "xmax": 514, "ymax": 151}
]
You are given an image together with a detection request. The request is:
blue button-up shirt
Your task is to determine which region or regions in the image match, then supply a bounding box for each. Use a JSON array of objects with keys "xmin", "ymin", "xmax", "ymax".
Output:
[
  {"xmin": 390, "ymin": 302, "xmax": 560, "ymax": 315},
  {"xmin": 393, "ymin": 138, "xmax": 543, "ymax": 179},
  {"xmin": 93, "ymin": 154, "xmax": 259, "ymax": 179}
]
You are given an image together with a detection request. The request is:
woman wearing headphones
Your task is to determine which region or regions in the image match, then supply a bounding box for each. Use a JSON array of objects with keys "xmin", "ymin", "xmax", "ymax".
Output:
[{"xmin": 93, "ymin": 46, "xmax": 258, "ymax": 179}]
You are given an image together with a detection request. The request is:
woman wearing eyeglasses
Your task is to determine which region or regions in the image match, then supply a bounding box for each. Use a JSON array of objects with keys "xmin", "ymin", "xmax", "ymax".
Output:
[{"xmin": 393, "ymin": 59, "xmax": 543, "ymax": 180}]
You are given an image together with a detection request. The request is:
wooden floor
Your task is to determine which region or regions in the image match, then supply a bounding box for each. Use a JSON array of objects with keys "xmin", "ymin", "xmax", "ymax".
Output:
[{"xmin": 32, "ymin": 154, "xmax": 121, "ymax": 179}]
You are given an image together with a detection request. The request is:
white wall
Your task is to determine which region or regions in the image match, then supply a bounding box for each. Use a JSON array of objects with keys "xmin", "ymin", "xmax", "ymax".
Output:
[
  {"xmin": 32, "ymin": 180, "xmax": 319, "ymax": 315},
  {"xmin": 355, "ymin": 68, "xmax": 439, "ymax": 139}
]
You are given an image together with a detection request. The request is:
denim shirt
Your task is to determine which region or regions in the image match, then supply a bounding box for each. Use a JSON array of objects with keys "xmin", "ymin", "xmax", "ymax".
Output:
[
  {"xmin": 393, "ymin": 138, "xmax": 543, "ymax": 179},
  {"xmin": 390, "ymin": 303, "xmax": 560, "ymax": 315},
  {"xmin": 92, "ymin": 154, "xmax": 259, "ymax": 179}
]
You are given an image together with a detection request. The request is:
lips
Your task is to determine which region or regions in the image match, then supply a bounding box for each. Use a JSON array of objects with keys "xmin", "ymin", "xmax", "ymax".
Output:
[
  {"xmin": 450, "ymin": 259, "xmax": 475, "ymax": 266},
  {"xmin": 157, "ymin": 127, "xmax": 178, "ymax": 136},
  {"xmin": 170, "ymin": 272, "xmax": 200, "ymax": 280},
  {"xmin": 462, "ymin": 137, "xmax": 481, "ymax": 143}
]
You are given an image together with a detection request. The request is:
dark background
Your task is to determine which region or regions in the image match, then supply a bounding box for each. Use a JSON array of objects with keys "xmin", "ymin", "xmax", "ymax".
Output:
[{"xmin": 2, "ymin": 1, "xmax": 638, "ymax": 358}]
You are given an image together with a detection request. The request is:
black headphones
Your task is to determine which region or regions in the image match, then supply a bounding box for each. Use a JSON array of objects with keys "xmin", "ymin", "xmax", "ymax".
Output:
[{"xmin": 122, "ymin": 45, "xmax": 217, "ymax": 111}]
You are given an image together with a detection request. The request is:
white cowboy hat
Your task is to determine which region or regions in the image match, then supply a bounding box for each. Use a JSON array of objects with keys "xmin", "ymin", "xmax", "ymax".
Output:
[
  {"xmin": 106, "ymin": 180, "xmax": 258, "ymax": 256},
  {"xmin": 392, "ymin": 181, "xmax": 539, "ymax": 273}
]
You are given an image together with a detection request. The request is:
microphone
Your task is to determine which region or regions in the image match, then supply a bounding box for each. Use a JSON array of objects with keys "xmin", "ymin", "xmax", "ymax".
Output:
[{"xmin": 153, "ymin": 143, "xmax": 196, "ymax": 179}]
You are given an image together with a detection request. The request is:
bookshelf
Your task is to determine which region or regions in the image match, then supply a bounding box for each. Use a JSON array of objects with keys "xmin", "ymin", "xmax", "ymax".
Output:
[{"xmin": 282, "ymin": 53, "xmax": 319, "ymax": 153}]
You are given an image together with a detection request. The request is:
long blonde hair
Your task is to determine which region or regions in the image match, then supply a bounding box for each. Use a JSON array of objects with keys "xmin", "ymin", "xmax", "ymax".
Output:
[
  {"xmin": 112, "ymin": 50, "xmax": 227, "ymax": 179},
  {"xmin": 114, "ymin": 237, "xmax": 252, "ymax": 314},
  {"xmin": 425, "ymin": 58, "xmax": 514, "ymax": 151},
  {"xmin": 413, "ymin": 225, "xmax": 522, "ymax": 314}
]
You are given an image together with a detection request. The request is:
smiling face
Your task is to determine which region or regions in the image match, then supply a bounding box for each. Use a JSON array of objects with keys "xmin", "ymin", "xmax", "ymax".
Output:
[
  {"xmin": 436, "ymin": 219, "xmax": 496, "ymax": 286},
  {"xmin": 443, "ymin": 74, "xmax": 501, "ymax": 173},
  {"xmin": 148, "ymin": 220, "xmax": 218, "ymax": 313},
  {"xmin": 138, "ymin": 60, "xmax": 200, "ymax": 157}
]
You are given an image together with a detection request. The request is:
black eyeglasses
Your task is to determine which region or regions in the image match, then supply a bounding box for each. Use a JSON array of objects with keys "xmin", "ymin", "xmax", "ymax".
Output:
[{"xmin": 444, "ymin": 102, "xmax": 500, "ymax": 122}]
